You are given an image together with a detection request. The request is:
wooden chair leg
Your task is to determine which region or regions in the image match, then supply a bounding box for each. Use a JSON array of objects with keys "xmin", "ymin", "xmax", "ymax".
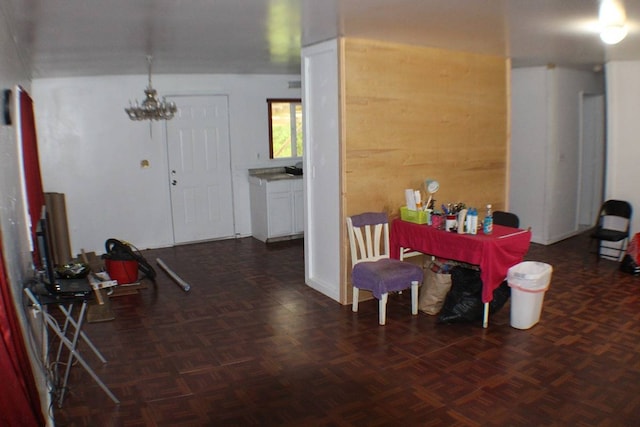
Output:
[
  {"xmin": 411, "ymin": 281, "xmax": 419, "ymax": 315},
  {"xmin": 352, "ymin": 287, "xmax": 359, "ymax": 312},
  {"xmin": 379, "ymin": 293, "xmax": 388, "ymax": 325}
]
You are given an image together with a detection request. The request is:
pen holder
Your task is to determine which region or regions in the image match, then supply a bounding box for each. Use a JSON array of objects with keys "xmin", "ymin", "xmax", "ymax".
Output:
[
  {"xmin": 431, "ymin": 213, "xmax": 443, "ymax": 230},
  {"xmin": 445, "ymin": 214, "xmax": 457, "ymax": 232}
]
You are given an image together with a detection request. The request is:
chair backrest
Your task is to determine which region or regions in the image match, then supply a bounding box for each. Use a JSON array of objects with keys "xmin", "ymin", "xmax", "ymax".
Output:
[
  {"xmin": 599, "ymin": 200, "xmax": 632, "ymax": 219},
  {"xmin": 597, "ymin": 199, "xmax": 632, "ymax": 231},
  {"xmin": 493, "ymin": 211, "xmax": 520, "ymax": 228},
  {"xmin": 346, "ymin": 212, "xmax": 390, "ymax": 267}
]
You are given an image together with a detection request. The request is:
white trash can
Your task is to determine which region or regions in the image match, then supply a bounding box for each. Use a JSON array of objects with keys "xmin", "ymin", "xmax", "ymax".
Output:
[{"xmin": 507, "ymin": 261, "xmax": 553, "ymax": 329}]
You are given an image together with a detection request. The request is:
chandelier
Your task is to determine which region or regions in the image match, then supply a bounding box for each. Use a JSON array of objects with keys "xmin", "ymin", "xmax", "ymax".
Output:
[{"xmin": 125, "ymin": 55, "xmax": 177, "ymax": 121}]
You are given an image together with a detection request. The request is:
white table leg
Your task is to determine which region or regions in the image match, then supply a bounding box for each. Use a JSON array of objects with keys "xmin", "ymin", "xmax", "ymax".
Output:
[{"xmin": 483, "ymin": 302, "xmax": 489, "ymax": 328}]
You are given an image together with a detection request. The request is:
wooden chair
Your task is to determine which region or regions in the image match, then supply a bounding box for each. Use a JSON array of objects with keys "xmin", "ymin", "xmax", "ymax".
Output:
[{"xmin": 346, "ymin": 212, "xmax": 423, "ymax": 325}]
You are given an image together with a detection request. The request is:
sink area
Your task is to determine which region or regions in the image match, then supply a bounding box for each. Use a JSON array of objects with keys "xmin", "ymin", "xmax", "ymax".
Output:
[
  {"xmin": 249, "ymin": 166, "xmax": 303, "ymax": 182},
  {"xmin": 284, "ymin": 165, "xmax": 303, "ymax": 175}
]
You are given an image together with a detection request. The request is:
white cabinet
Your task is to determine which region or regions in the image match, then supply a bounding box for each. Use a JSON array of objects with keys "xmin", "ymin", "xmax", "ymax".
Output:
[{"xmin": 249, "ymin": 177, "xmax": 303, "ymax": 242}]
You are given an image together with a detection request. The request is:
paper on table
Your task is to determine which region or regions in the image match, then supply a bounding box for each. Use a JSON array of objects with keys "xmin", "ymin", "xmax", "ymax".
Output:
[{"xmin": 405, "ymin": 189, "xmax": 417, "ymax": 210}]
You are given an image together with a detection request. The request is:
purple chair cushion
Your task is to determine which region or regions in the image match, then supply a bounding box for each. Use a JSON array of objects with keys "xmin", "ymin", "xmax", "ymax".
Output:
[
  {"xmin": 352, "ymin": 259, "xmax": 423, "ymax": 300},
  {"xmin": 350, "ymin": 212, "xmax": 388, "ymax": 227}
]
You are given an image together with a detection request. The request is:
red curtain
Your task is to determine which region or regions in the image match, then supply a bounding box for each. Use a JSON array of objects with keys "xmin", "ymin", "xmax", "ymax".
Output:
[
  {"xmin": 19, "ymin": 88, "xmax": 45, "ymax": 255},
  {"xmin": 0, "ymin": 244, "xmax": 45, "ymax": 425},
  {"xmin": 0, "ymin": 87, "xmax": 45, "ymax": 425}
]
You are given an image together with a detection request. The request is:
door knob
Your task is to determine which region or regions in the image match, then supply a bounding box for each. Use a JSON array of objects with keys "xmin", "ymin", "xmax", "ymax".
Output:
[{"xmin": 172, "ymin": 180, "xmax": 177, "ymax": 186}]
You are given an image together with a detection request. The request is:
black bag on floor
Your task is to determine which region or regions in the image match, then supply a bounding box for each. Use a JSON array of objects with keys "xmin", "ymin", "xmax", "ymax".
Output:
[
  {"xmin": 489, "ymin": 281, "xmax": 510, "ymax": 314},
  {"xmin": 437, "ymin": 266, "xmax": 483, "ymax": 323},
  {"xmin": 620, "ymin": 233, "xmax": 640, "ymax": 275},
  {"xmin": 437, "ymin": 267, "xmax": 511, "ymax": 324},
  {"xmin": 620, "ymin": 254, "xmax": 640, "ymax": 275}
]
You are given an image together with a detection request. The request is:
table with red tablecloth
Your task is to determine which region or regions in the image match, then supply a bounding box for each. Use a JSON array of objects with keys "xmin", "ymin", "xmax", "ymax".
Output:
[{"xmin": 390, "ymin": 219, "xmax": 532, "ymax": 325}]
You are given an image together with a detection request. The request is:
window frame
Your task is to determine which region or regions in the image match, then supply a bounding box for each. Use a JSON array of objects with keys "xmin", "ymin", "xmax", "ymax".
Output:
[{"xmin": 267, "ymin": 98, "xmax": 302, "ymax": 159}]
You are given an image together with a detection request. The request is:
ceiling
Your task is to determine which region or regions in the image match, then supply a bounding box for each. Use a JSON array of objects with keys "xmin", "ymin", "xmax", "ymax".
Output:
[{"xmin": 3, "ymin": 0, "xmax": 640, "ymax": 78}]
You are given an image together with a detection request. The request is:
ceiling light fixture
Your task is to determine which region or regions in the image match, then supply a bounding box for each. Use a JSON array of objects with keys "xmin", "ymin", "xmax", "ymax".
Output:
[
  {"xmin": 599, "ymin": 0, "xmax": 628, "ymax": 45},
  {"xmin": 125, "ymin": 55, "xmax": 177, "ymax": 121}
]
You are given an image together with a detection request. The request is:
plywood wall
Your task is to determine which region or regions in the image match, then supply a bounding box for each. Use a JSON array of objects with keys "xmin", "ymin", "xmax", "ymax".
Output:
[{"xmin": 340, "ymin": 38, "xmax": 509, "ymax": 303}]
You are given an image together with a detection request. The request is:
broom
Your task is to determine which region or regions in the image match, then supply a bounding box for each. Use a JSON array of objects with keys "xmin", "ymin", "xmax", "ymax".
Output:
[{"xmin": 82, "ymin": 249, "xmax": 116, "ymax": 323}]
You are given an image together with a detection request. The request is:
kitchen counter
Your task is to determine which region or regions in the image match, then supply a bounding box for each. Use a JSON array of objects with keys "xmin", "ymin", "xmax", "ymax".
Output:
[
  {"xmin": 249, "ymin": 167, "xmax": 304, "ymax": 242},
  {"xmin": 248, "ymin": 167, "xmax": 303, "ymax": 183}
]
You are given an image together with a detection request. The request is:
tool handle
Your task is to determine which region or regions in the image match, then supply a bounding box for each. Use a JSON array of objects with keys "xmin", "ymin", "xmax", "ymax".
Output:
[{"xmin": 81, "ymin": 249, "xmax": 105, "ymax": 305}]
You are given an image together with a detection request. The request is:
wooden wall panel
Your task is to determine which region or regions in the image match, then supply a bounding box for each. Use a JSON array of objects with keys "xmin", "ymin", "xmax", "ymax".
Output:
[{"xmin": 340, "ymin": 38, "xmax": 509, "ymax": 303}]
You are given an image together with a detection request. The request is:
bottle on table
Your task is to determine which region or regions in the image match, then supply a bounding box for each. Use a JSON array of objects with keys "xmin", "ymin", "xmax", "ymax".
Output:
[
  {"xmin": 466, "ymin": 207, "xmax": 478, "ymax": 234},
  {"xmin": 483, "ymin": 204, "xmax": 493, "ymax": 234}
]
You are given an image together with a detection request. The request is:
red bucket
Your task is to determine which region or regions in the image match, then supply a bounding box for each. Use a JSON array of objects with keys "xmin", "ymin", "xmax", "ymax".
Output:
[{"xmin": 105, "ymin": 259, "xmax": 139, "ymax": 285}]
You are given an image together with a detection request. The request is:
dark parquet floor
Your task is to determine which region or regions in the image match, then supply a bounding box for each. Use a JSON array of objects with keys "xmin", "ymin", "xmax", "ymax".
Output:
[{"xmin": 51, "ymin": 231, "xmax": 640, "ymax": 426}]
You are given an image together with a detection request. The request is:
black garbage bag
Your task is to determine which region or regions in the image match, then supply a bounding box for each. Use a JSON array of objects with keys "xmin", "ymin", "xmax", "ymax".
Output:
[
  {"xmin": 620, "ymin": 254, "xmax": 640, "ymax": 275},
  {"xmin": 489, "ymin": 280, "xmax": 510, "ymax": 314},
  {"xmin": 437, "ymin": 268, "xmax": 511, "ymax": 324},
  {"xmin": 437, "ymin": 266, "xmax": 483, "ymax": 323},
  {"xmin": 620, "ymin": 234, "xmax": 640, "ymax": 275}
]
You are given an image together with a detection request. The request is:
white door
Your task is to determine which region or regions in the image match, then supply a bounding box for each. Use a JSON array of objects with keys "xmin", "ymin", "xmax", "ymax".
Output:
[
  {"xmin": 578, "ymin": 93, "xmax": 605, "ymax": 228},
  {"xmin": 165, "ymin": 95, "xmax": 235, "ymax": 244}
]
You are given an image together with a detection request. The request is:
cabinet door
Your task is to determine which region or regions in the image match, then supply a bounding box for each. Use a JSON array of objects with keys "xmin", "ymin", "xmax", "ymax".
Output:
[
  {"xmin": 249, "ymin": 180, "xmax": 268, "ymax": 242},
  {"xmin": 268, "ymin": 188, "xmax": 293, "ymax": 238}
]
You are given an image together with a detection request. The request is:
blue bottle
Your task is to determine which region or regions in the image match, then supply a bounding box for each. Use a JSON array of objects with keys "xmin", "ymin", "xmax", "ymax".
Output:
[{"xmin": 483, "ymin": 204, "xmax": 493, "ymax": 234}]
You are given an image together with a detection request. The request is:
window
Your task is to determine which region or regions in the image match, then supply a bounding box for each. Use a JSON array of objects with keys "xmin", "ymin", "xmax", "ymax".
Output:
[{"xmin": 268, "ymin": 98, "xmax": 303, "ymax": 159}]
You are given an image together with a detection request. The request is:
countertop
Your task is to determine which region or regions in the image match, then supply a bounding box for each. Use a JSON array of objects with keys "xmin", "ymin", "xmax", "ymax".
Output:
[{"xmin": 249, "ymin": 167, "xmax": 303, "ymax": 182}]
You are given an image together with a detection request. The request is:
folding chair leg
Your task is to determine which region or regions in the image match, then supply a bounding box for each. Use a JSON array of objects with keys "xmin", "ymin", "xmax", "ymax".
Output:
[{"xmin": 379, "ymin": 293, "xmax": 388, "ymax": 325}]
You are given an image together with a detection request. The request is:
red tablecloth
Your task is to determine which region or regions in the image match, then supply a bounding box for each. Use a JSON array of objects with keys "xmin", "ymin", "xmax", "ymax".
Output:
[{"xmin": 390, "ymin": 220, "xmax": 532, "ymax": 303}]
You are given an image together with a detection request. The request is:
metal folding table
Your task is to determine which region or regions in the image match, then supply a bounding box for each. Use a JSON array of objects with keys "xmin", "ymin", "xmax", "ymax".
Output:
[{"xmin": 24, "ymin": 287, "xmax": 119, "ymax": 407}]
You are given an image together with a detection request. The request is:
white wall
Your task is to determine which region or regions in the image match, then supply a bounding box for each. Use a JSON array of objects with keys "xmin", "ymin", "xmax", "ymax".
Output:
[
  {"xmin": 32, "ymin": 74, "xmax": 301, "ymax": 255},
  {"xmin": 510, "ymin": 67, "xmax": 549, "ymax": 242},
  {"xmin": 302, "ymin": 39, "xmax": 341, "ymax": 302},
  {"xmin": 605, "ymin": 61, "xmax": 640, "ymax": 237},
  {"xmin": 511, "ymin": 66, "xmax": 604, "ymax": 244}
]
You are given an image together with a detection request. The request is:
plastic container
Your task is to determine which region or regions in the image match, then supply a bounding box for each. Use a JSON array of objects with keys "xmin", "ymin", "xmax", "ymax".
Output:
[
  {"xmin": 466, "ymin": 208, "xmax": 478, "ymax": 234},
  {"xmin": 507, "ymin": 261, "xmax": 553, "ymax": 329},
  {"xmin": 400, "ymin": 206, "xmax": 429, "ymax": 224}
]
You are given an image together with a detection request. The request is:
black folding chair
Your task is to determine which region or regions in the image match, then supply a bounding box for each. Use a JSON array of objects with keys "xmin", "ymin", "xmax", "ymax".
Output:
[
  {"xmin": 493, "ymin": 211, "xmax": 520, "ymax": 228},
  {"xmin": 590, "ymin": 200, "xmax": 632, "ymax": 261}
]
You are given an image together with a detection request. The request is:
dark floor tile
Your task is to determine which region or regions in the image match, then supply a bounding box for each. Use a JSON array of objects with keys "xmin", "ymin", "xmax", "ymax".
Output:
[{"xmin": 52, "ymin": 233, "xmax": 640, "ymax": 426}]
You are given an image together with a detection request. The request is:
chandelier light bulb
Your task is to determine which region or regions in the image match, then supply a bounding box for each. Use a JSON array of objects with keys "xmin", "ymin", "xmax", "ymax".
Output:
[
  {"xmin": 599, "ymin": 0, "xmax": 628, "ymax": 45},
  {"xmin": 600, "ymin": 24, "xmax": 628, "ymax": 44}
]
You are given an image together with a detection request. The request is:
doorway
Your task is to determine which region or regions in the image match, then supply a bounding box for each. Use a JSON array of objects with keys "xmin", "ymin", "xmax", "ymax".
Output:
[
  {"xmin": 165, "ymin": 95, "xmax": 235, "ymax": 244},
  {"xmin": 578, "ymin": 93, "xmax": 605, "ymax": 229}
]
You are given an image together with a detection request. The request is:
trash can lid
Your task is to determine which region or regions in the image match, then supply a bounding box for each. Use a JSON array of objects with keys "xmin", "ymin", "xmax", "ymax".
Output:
[
  {"xmin": 507, "ymin": 261, "xmax": 552, "ymax": 291},
  {"xmin": 508, "ymin": 261, "xmax": 552, "ymax": 281}
]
